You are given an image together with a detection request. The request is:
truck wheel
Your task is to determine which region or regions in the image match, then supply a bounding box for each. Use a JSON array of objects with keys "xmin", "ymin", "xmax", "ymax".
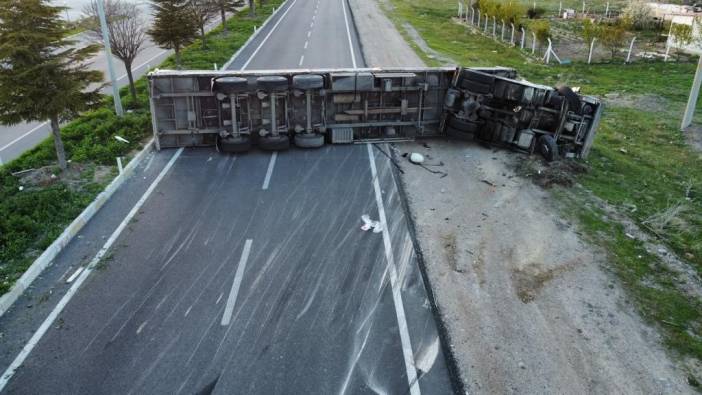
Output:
[
  {"xmin": 461, "ymin": 80, "xmax": 491, "ymax": 94},
  {"xmin": 259, "ymin": 135, "xmax": 290, "ymax": 151},
  {"xmin": 213, "ymin": 77, "xmax": 249, "ymax": 94},
  {"xmin": 293, "ymin": 74, "xmax": 324, "ymax": 90},
  {"xmin": 538, "ymin": 134, "xmax": 559, "ymax": 162},
  {"xmin": 460, "ymin": 69, "xmax": 495, "ymax": 84},
  {"xmin": 446, "ymin": 126, "xmax": 474, "ymax": 141},
  {"xmin": 557, "ymin": 86, "xmax": 581, "ymax": 113},
  {"xmin": 294, "ymin": 133, "xmax": 325, "ymax": 148},
  {"xmin": 448, "ymin": 116, "xmax": 479, "ymax": 133},
  {"xmin": 257, "ymin": 76, "xmax": 288, "ymax": 91},
  {"xmin": 220, "ymin": 135, "xmax": 251, "ymax": 153}
]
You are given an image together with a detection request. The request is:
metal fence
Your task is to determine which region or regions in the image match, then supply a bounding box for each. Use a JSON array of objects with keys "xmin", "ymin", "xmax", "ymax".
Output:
[{"xmin": 454, "ymin": 2, "xmax": 681, "ymax": 65}]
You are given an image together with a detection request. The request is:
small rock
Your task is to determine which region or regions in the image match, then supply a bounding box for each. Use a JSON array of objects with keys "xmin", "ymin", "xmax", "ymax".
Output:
[
  {"xmin": 409, "ymin": 152, "xmax": 425, "ymax": 164},
  {"xmin": 440, "ymin": 188, "xmax": 446, "ymax": 193},
  {"xmin": 18, "ymin": 186, "xmax": 24, "ymax": 191},
  {"xmin": 518, "ymin": 362, "xmax": 526, "ymax": 369},
  {"xmin": 657, "ymin": 248, "xmax": 667, "ymax": 254}
]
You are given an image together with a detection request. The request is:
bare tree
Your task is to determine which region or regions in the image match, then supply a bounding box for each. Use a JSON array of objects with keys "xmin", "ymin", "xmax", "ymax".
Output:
[
  {"xmin": 190, "ymin": 0, "xmax": 218, "ymax": 48},
  {"xmin": 83, "ymin": 0, "xmax": 147, "ymax": 101},
  {"xmin": 213, "ymin": 0, "xmax": 238, "ymax": 32}
]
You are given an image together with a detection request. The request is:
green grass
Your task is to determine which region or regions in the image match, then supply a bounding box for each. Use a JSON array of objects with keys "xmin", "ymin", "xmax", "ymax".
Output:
[
  {"xmin": 388, "ymin": 0, "xmax": 702, "ymax": 372},
  {"xmin": 0, "ymin": 1, "xmax": 284, "ymax": 295}
]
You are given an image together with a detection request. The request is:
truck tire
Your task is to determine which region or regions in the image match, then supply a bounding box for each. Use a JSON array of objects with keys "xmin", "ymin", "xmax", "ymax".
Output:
[
  {"xmin": 448, "ymin": 116, "xmax": 479, "ymax": 133},
  {"xmin": 557, "ymin": 86, "xmax": 581, "ymax": 113},
  {"xmin": 294, "ymin": 133, "xmax": 325, "ymax": 148},
  {"xmin": 213, "ymin": 77, "xmax": 249, "ymax": 94},
  {"xmin": 538, "ymin": 134, "xmax": 559, "ymax": 162},
  {"xmin": 259, "ymin": 135, "xmax": 290, "ymax": 150},
  {"xmin": 257, "ymin": 76, "xmax": 288, "ymax": 91},
  {"xmin": 446, "ymin": 126, "xmax": 474, "ymax": 141},
  {"xmin": 460, "ymin": 69, "xmax": 495, "ymax": 84},
  {"xmin": 461, "ymin": 80, "xmax": 491, "ymax": 94},
  {"xmin": 219, "ymin": 135, "xmax": 251, "ymax": 153},
  {"xmin": 293, "ymin": 74, "xmax": 324, "ymax": 90}
]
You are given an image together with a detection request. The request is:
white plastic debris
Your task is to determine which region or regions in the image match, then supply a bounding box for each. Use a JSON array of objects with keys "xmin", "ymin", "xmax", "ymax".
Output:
[
  {"xmin": 409, "ymin": 152, "xmax": 425, "ymax": 164},
  {"xmin": 18, "ymin": 186, "xmax": 24, "ymax": 191},
  {"xmin": 361, "ymin": 214, "xmax": 383, "ymax": 233},
  {"xmin": 114, "ymin": 135, "xmax": 130, "ymax": 144}
]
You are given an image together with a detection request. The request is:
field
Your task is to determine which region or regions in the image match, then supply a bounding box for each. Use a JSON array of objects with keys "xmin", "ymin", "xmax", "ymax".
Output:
[{"xmin": 385, "ymin": 0, "xmax": 702, "ymax": 381}]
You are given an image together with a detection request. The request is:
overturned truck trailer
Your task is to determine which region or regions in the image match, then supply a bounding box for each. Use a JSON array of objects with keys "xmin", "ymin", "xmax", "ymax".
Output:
[{"xmin": 148, "ymin": 66, "xmax": 602, "ymax": 160}]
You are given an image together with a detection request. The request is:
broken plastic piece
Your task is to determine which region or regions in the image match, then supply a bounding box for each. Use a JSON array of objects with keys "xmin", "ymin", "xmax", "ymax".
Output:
[
  {"xmin": 361, "ymin": 214, "xmax": 383, "ymax": 233},
  {"xmin": 410, "ymin": 153, "xmax": 425, "ymax": 164}
]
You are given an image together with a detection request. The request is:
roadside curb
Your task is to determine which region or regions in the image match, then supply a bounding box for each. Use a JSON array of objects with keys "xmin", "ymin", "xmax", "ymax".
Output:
[
  {"xmin": 221, "ymin": 0, "xmax": 291, "ymax": 70},
  {"xmin": 0, "ymin": 138, "xmax": 155, "ymax": 317}
]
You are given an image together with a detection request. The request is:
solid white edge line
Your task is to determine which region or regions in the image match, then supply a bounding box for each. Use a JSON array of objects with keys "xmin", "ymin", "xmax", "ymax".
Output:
[
  {"xmin": 341, "ymin": 0, "xmax": 358, "ymax": 68},
  {"xmin": 0, "ymin": 122, "xmax": 48, "ymax": 152},
  {"xmin": 240, "ymin": 0, "xmax": 299, "ymax": 70},
  {"xmin": 221, "ymin": 239, "xmax": 253, "ymax": 326},
  {"xmin": 262, "ymin": 152, "xmax": 278, "ymax": 190},
  {"xmin": 366, "ymin": 143, "xmax": 420, "ymax": 395},
  {"xmin": 0, "ymin": 49, "xmax": 168, "ymax": 155},
  {"xmin": 0, "ymin": 147, "xmax": 183, "ymax": 392}
]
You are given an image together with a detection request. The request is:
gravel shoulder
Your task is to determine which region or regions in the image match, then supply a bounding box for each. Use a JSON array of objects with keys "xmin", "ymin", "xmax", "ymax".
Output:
[
  {"xmin": 347, "ymin": 0, "xmax": 692, "ymax": 391},
  {"xmin": 395, "ymin": 140, "xmax": 689, "ymax": 393}
]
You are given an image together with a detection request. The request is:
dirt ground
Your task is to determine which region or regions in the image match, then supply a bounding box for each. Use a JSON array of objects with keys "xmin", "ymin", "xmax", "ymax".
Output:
[
  {"xmin": 347, "ymin": 0, "xmax": 693, "ymax": 391},
  {"xmin": 395, "ymin": 140, "xmax": 690, "ymax": 393}
]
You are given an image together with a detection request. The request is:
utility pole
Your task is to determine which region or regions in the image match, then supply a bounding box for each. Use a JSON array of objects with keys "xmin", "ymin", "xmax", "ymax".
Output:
[{"xmin": 96, "ymin": 0, "xmax": 124, "ymax": 117}]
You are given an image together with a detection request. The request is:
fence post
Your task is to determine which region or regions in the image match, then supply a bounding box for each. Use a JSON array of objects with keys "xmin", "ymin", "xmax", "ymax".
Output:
[
  {"xmin": 521, "ymin": 27, "xmax": 526, "ymax": 49},
  {"xmin": 559, "ymin": 1, "xmax": 562, "ymax": 17},
  {"xmin": 485, "ymin": 15, "xmax": 489, "ymax": 32},
  {"xmin": 664, "ymin": 22, "xmax": 673, "ymax": 62},
  {"xmin": 501, "ymin": 20, "xmax": 505, "ymax": 41},
  {"xmin": 457, "ymin": 1, "xmax": 462, "ymax": 17},
  {"xmin": 471, "ymin": 7, "xmax": 475, "ymax": 24},
  {"xmin": 493, "ymin": 16, "xmax": 496, "ymax": 38},
  {"xmin": 605, "ymin": 2, "xmax": 609, "ymax": 18},
  {"xmin": 588, "ymin": 38, "xmax": 596, "ymax": 64},
  {"xmin": 510, "ymin": 23, "xmax": 515, "ymax": 45},
  {"xmin": 545, "ymin": 38, "xmax": 552, "ymax": 63},
  {"xmin": 477, "ymin": 10, "xmax": 481, "ymax": 26},
  {"xmin": 532, "ymin": 32, "xmax": 536, "ymax": 54},
  {"xmin": 625, "ymin": 36, "xmax": 636, "ymax": 63},
  {"xmin": 681, "ymin": 55, "xmax": 702, "ymax": 130},
  {"xmin": 582, "ymin": 0, "xmax": 586, "ymax": 16}
]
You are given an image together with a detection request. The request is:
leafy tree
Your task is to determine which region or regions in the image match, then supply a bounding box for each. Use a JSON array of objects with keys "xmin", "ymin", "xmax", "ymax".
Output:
[
  {"xmin": 598, "ymin": 21, "xmax": 628, "ymax": 60},
  {"xmin": 213, "ymin": 0, "xmax": 238, "ymax": 32},
  {"xmin": 529, "ymin": 19, "xmax": 550, "ymax": 49},
  {"xmin": 149, "ymin": 0, "xmax": 198, "ymax": 68},
  {"xmin": 190, "ymin": 0, "xmax": 218, "ymax": 48},
  {"xmin": 621, "ymin": 0, "xmax": 652, "ymax": 30},
  {"xmin": 0, "ymin": 0, "xmax": 103, "ymax": 170},
  {"xmin": 83, "ymin": 0, "xmax": 147, "ymax": 101},
  {"xmin": 581, "ymin": 18, "xmax": 600, "ymax": 44},
  {"xmin": 670, "ymin": 23, "xmax": 694, "ymax": 60}
]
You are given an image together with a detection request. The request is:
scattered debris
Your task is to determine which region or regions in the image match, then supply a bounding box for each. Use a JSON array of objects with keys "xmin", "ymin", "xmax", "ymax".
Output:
[
  {"xmin": 480, "ymin": 179, "xmax": 496, "ymax": 187},
  {"xmin": 114, "ymin": 135, "xmax": 130, "ymax": 144},
  {"xmin": 410, "ymin": 152, "xmax": 425, "ymax": 164},
  {"xmin": 361, "ymin": 214, "xmax": 383, "ymax": 233}
]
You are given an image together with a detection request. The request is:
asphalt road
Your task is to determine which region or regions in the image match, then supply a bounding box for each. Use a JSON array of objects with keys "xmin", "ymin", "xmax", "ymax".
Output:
[{"xmin": 0, "ymin": 0, "xmax": 455, "ymax": 393}]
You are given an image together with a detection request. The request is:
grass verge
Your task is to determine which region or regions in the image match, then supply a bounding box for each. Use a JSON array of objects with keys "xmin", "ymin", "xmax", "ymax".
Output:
[
  {"xmin": 0, "ymin": 1, "xmax": 283, "ymax": 296},
  {"xmin": 386, "ymin": 0, "xmax": 702, "ymax": 380}
]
